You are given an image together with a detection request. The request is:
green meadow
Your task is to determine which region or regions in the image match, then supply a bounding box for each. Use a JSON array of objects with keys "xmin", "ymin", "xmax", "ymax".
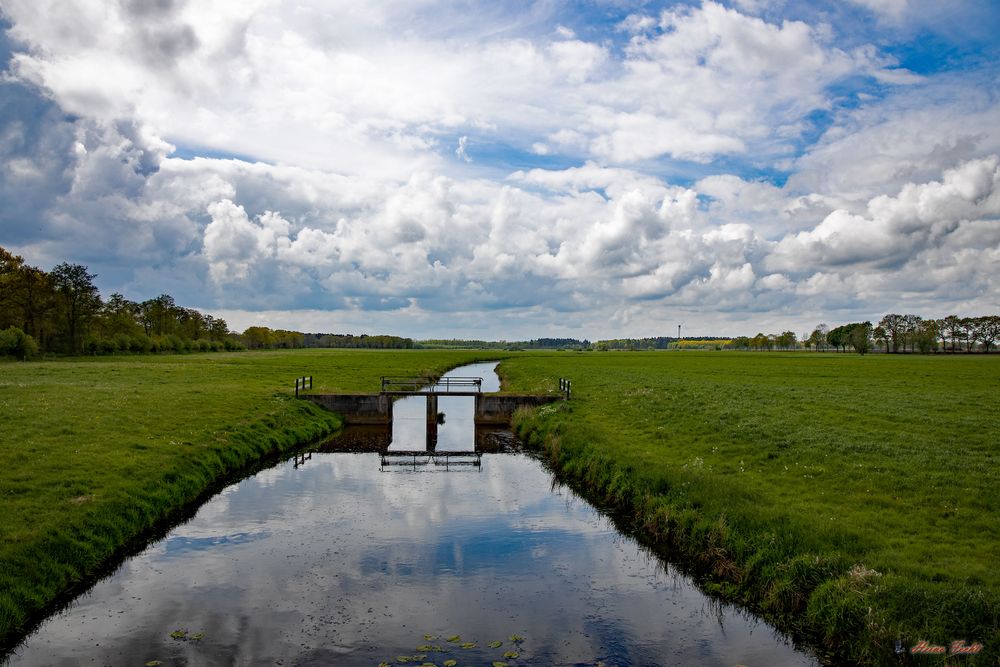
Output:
[
  {"xmin": 0, "ymin": 349, "xmax": 496, "ymax": 650},
  {"xmin": 503, "ymin": 351, "xmax": 999, "ymax": 663},
  {"xmin": 0, "ymin": 349, "xmax": 996, "ymax": 664}
]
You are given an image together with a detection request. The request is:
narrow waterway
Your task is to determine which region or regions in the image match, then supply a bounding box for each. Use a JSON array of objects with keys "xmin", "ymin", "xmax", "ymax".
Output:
[{"xmin": 6, "ymin": 363, "xmax": 818, "ymax": 666}]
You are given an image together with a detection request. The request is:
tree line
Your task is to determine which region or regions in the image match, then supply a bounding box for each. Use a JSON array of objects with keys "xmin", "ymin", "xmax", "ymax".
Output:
[
  {"xmin": 728, "ymin": 314, "xmax": 1000, "ymax": 355},
  {"xmin": 1, "ymin": 247, "xmax": 239, "ymax": 357},
  {"xmin": 241, "ymin": 329, "xmax": 414, "ymax": 350},
  {"xmin": 0, "ymin": 247, "xmax": 415, "ymax": 358}
]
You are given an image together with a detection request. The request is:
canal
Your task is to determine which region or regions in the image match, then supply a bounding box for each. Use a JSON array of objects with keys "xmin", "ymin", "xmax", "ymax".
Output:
[{"xmin": 5, "ymin": 362, "xmax": 817, "ymax": 666}]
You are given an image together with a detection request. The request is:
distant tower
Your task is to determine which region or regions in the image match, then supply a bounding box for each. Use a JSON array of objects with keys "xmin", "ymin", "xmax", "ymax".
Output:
[{"xmin": 677, "ymin": 323, "xmax": 682, "ymax": 340}]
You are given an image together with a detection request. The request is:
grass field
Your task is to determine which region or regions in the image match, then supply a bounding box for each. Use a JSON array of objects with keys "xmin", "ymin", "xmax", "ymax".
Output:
[
  {"xmin": 0, "ymin": 349, "xmax": 498, "ymax": 650},
  {"xmin": 501, "ymin": 351, "xmax": 999, "ymax": 664},
  {"xmin": 1, "ymin": 349, "xmax": 996, "ymax": 663}
]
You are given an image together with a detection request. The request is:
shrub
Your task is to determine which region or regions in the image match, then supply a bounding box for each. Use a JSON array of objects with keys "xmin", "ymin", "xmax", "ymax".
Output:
[
  {"xmin": 114, "ymin": 333, "xmax": 132, "ymax": 353},
  {"xmin": 129, "ymin": 334, "xmax": 152, "ymax": 353},
  {"xmin": 0, "ymin": 327, "xmax": 39, "ymax": 358}
]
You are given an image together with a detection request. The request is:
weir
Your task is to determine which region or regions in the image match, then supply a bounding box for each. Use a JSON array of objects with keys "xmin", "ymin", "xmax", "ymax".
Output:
[{"xmin": 301, "ymin": 374, "xmax": 565, "ymax": 430}]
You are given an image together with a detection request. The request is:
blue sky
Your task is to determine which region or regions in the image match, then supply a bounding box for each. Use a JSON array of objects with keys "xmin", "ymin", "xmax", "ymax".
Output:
[{"xmin": 1, "ymin": 0, "xmax": 999, "ymax": 339}]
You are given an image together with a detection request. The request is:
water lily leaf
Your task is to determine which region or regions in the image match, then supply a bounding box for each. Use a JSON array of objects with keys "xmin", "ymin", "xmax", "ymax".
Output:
[
  {"xmin": 503, "ymin": 651, "xmax": 519, "ymax": 659},
  {"xmin": 413, "ymin": 656, "xmax": 427, "ymax": 661},
  {"xmin": 460, "ymin": 642, "xmax": 476, "ymax": 649},
  {"xmin": 443, "ymin": 661, "xmax": 458, "ymax": 667},
  {"xmin": 419, "ymin": 663, "xmax": 437, "ymax": 667},
  {"xmin": 379, "ymin": 662, "xmax": 391, "ymax": 667},
  {"xmin": 190, "ymin": 632, "xmax": 204, "ymax": 641},
  {"xmin": 395, "ymin": 656, "xmax": 412, "ymax": 663},
  {"xmin": 417, "ymin": 645, "xmax": 433, "ymax": 651},
  {"xmin": 509, "ymin": 635, "xmax": 524, "ymax": 644},
  {"xmin": 145, "ymin": 662, "xmax": 162, "ymax": 666},
  {"xmin": 446, "ymin": 635, "xmax": 461, "ymax": 643},
  {"xmin": 423, "ymin": 634, "xmax": 438, "ymax": 641},
  {"xmin": 492, "ymin": 662, "xmax": 508, "ymax": 667},
  {"xmin": 488, "ymin": 640, "xmax": 503, "ymax": 649},
  {"xmin": 169, "ymin": 629, "xmax": 187, "ymax": 639}
]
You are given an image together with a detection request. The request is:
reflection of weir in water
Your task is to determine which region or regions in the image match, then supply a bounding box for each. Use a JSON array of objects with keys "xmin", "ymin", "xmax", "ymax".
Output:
[{"xmin": 317, "ymin": 422, "xmax": 520, "ymax": 455}]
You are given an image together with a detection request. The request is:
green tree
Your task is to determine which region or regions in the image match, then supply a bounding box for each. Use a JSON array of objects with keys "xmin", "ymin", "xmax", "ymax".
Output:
[
  {"xmin": 878, "ymin": 313, "xmax": 905, "ymax": 352},
  {"xmin": 1, "ymin": 247, "xmax": 56, "ymax": 349},
  {"xmin": 99, "ymin": 293, "xmax": 141, "ymax": 337},
  {"xmin": 976, "ymin": 315, "xmax": 1000, "ymax": 353},
  {"xmin": 915, "ymin": 319, "xmax": 939, "ymax": 354},
  {"xmin": 942, "ymin": 315, "xmax": 963, "ymax": 352},
  {"xmin": 205, "ymin": 315, "xmax": 231, "ymax": 341},
  {"xmin": 873, "ymin": 325, "xmax": 888, "ymax": 353},
  {"xmin": 242, "ymin": 326, "xmax": 274, "ymax": 349},
  {"xmin": 808, "ymin": 325, "xmax": 828, "ymax": 352},
  {"xmin": 777, "ymin": 330, "xmax": 797, "ymax": 350},
  {"xmin": 140, "ymin": 294, "xmax": 179, "ymax": 337},
  {"xmin": 959, "ymin": 317, "xmax": 978, "ymax": 352},
  {"xmin": 849, "ymin": 321, "xmax": 873, "ymax": 355},
  {"xmin": 826, "ymin": 326, "xmax": 846, "ymax": 352},
  {"xmin": 50, "ymin": 263, "xmax": 102, "ymax": 355}
]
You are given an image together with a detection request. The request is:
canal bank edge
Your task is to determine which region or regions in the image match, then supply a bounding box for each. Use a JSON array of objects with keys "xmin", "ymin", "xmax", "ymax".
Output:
[
  {"xmin": 509, "ymin": 403, "xmax": 997, "ymax": 667},
  {"xmin": 0, "ymin": 396, "xmax": 341, "ymax": 655}
]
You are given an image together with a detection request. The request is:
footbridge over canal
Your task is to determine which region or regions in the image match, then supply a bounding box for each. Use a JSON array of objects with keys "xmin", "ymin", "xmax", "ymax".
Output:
[{"xmin": 299, "ymin": 374, "xmax": 568, "ymax": 427}]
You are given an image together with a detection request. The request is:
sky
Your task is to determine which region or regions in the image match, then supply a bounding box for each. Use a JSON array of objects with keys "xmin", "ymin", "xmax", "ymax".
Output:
[{"xmin": 1, "ymin": 0, "xmax": 999, "ymax": 339}]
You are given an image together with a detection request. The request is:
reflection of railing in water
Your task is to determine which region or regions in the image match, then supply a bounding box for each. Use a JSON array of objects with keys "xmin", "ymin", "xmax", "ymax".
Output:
[
  {"xmin": 292, "ymin": 451, "xmax": 313, "ymax": 468},
  {"xmin": 379, "ymin": 451, "xmax": 482, "ymax": 470}
]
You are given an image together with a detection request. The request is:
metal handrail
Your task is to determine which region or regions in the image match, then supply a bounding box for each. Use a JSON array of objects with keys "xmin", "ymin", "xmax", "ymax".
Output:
[
  {"xmin": 294, "ymin": 375, "xmax": 312, "ymax": 397},
  {"xmin": 380, "ymin": 376, "xmax": 482, "ymax": 392}
]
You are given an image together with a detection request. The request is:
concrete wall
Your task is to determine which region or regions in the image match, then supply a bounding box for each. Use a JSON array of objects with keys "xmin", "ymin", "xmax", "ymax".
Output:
[
  {"xmin": 474, "ymin": 394, "xmax": 561, "ymax": 425},
  {"xmin": 304, "ymin": 394, "xmax": 393, "ymax": 424}
]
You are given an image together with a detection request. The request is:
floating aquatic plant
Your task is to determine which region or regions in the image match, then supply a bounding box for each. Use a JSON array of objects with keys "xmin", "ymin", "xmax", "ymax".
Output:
[
  {"xmin": 503, "ymin": 651, "xmax": 519, "ymax": 659},
  {"xmin": 488, "ymin": 640, "xmax": 503, "ymax": 648},
  {"xmin": 190, "ymin": 632, "xmax": 204, "ymax": 641},
  {"xmin": 509, "ymin": 634, "xmax": 524, "ymax": 644},
  {"xmin": 169, "ymin": 629, "xmax": 187, "ymax": 640},
  {"xmin": 378, "ymin": 662, "xmax": 390, "ymax": 667},
  {"xmin": 460, "ymin": 642, "xmax": 476, "ymax": 649},
  {"xmin": 423, "ymin": 634, "xmax": 438, "ymax": 641},
  {"xmin": 416, "ymin": 644, "xmax": 433, "ymax": 651},
  {"xmin": 144, "ymin": 661, "xmax": 162, "ymax": 666},
  {"xmin": 395, "ymin": 656, "xmax": 413, "ymax": 663},
  {"xmin": 446, "ymin": 635, "xmax": 461, "ymax": 643},
  {"xmin": 492, "ymin": 662, "xmax": 508, "ymax": 667},
  {"xmin": 443, "ymin": 661, "xmax": 457, "ymax": 667}
]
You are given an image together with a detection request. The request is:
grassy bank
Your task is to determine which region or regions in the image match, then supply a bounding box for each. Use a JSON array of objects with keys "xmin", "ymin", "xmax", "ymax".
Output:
[
  {"xmin": 0, "ymin": 349, "xmax": 498, "ymax": 650},
  {"xmin": 501, "ymin": 351, "xmax": 998, "ymax": 665}
]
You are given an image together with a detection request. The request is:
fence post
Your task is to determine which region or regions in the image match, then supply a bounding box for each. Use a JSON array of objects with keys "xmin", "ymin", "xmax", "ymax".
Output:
[{"xmin": 558, "ymin": 378, "xmax": 571, "ymax": 399}]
